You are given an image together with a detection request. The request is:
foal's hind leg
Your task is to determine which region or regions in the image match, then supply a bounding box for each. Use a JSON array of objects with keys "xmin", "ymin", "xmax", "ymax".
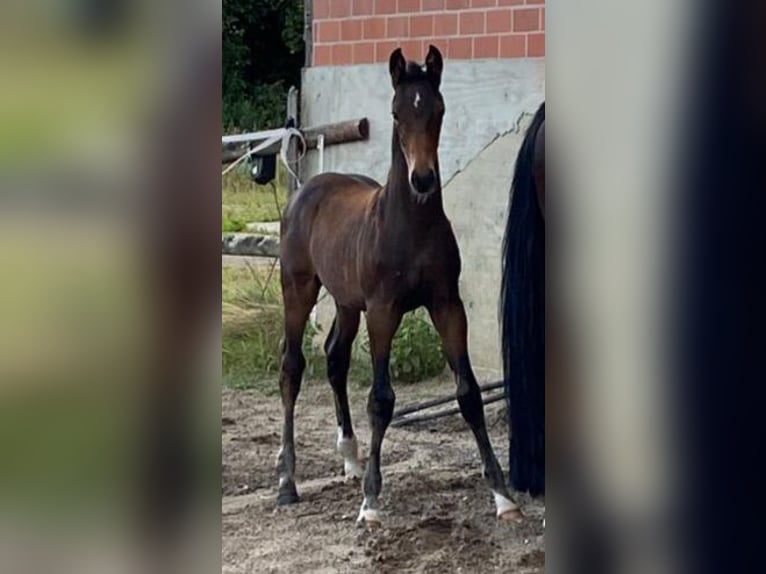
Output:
[
  {"xmin": 275, "ymin": 274, "xmax": 320, "ymax": 505},
  {"xmin": 428, "ymin": 299, "xmax": 523, "ymax": 521},
  {"xmin": 325, "ymin": 305, "xmax": 364, "ymax": 479}
]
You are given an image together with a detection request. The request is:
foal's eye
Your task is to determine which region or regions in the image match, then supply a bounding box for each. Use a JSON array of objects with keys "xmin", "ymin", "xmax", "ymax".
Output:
[{"xmin": 392, "ymin": 112, "xmax": 399, "ymax": 121}]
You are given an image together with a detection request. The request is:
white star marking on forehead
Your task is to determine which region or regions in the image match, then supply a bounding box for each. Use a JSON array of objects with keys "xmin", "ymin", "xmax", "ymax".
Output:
[{"xmin": 414, "ymin": 91, "xmax": 421, "ymax": 109}]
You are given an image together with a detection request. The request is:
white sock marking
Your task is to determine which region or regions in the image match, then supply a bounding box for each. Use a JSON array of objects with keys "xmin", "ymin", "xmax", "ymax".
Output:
[
  {"xmin": 493, "ymin": 491, "xmax": 519, "ymax": 517},
  {"xmin": 336, "ymin": 428, "xmax": 364, "ymax": 479}
]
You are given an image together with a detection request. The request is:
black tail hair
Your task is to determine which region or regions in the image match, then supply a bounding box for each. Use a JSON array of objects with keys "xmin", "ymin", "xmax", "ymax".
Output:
[{"xmin": 501, "ymin": 102, "xmax": 545, "ymax": 496}]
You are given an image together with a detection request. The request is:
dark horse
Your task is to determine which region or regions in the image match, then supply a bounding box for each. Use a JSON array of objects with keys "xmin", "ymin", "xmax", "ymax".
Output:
[
  {"xmin": 501, "ymin": 102, "xmax": 545, "ymax": 497},
  {"xmin": 277, "ymin": 45, "xmax": 522, "ymax": 525}
]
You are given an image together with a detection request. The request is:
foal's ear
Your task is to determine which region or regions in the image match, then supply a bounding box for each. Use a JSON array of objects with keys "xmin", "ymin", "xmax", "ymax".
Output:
[
  {"xmin": 425, "ymin": 45, "xmax": 443, "ymax": 89},
  {"xmin": 389, "ymin": 48, "xmax": 406, "ymax": 88}
]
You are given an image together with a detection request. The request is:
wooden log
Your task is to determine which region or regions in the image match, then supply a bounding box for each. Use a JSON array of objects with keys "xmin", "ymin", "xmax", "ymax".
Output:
[
  {"xmin": 303, "ymin": 118, "xmax": 369, "ymax": 148},
  {"xmin": 390, "ymin": 393, "xmax": 506, "ymax": 428},
  {"xmin": 221, "ymin": 233, "xmax": 280, "ymax": 258},
  {"xmin": 391, "ymin": 380, "xmax": 504, "ymax": 420},
  {"xmin": 222, "ymin": 118, "xmax": 369, "ymax": 165}
]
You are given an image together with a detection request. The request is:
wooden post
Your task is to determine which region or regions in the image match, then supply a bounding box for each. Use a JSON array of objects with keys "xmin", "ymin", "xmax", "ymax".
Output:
[{"xmin": 286, "ymin": 86, "xmax": 299, "ymax": 198}]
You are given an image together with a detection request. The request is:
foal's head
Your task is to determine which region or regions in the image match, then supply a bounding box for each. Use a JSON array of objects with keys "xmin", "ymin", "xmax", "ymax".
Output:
[{"xmin": 389, "ymin": 45, "xmax": 445, "ymax": 201}]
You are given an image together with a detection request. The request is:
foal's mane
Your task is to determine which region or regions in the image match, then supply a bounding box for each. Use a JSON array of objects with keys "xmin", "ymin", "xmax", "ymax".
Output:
[{"xmin": 398, "ymin": 62, "xmax": 430, "ymax": 85}]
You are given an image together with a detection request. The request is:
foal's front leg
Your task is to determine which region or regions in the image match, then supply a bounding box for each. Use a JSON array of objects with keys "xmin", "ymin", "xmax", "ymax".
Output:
[
  {"xmin": 357, "ymin": 306, "xmax": 402, "ymax": 526},
  {"xmin": 429, "ymin": 299, "xmax": 523, "ymax": 521}
]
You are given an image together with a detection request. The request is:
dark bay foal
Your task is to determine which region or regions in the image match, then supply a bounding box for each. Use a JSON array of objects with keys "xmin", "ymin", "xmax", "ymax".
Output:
[{"xmin": 276, "ymin": 45, "xmax": 521, "ymax": 526}]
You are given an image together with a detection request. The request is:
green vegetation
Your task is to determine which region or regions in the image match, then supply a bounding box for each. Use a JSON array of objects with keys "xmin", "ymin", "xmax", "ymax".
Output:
[
  {"xmin": 223, "ymin": 0, "xmax": 304, "ymax": 131},
  {"xmin": 222, "ymin": 265, "xmax": 356, "ymax": 392},
  {"xmin": 222, "ymin": 265, "xmax": 290, "ymax": 392},
  {"xmin": 390, "ymin": 310, "xmax": 447, "ymax": 383},
  {"xmin": 222, "ymin": 168, "xmax": 288, "ymax": 230}
]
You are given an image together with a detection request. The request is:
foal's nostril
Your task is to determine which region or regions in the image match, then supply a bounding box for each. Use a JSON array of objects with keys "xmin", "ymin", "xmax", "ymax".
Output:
[{"xmin": 411, "ymin": 169, "xmax": 436, "ymax": 193}]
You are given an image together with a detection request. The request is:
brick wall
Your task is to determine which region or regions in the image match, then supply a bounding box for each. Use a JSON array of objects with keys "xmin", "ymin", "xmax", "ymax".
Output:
[{"xmin": 312, "ymin": 0, "xmax": 545, "ymax": 66}]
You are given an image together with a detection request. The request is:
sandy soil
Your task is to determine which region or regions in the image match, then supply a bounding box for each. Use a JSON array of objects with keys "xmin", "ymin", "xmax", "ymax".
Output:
[{"xmin": 222, "ymin": 377, "xmax": 544, "ymax": 573}]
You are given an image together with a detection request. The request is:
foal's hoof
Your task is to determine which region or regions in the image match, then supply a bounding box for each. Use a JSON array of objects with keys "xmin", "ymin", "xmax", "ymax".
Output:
[
  {"xmin": 356, "ymin": 507, "xmax": 382, "ymax": 528},
  {"xmin": 344, "ymin": 461, "xmax": 364, "ymax": 481},
  {"xmin": 276, "ymin": 484, "xmax": 300, "ymax": 506},
  {"xmin": 498, "ymin": 508, "xmax": 525, "ymax": 523},
  {"xmin": 494, "ymin": 492, "xmax": 523, "ymax": 522}
]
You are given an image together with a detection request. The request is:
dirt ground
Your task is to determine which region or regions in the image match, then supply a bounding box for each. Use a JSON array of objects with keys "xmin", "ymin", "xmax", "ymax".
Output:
[{"xmin": 222, "ymin": 377, "xmax": 545, "ymax": 573}]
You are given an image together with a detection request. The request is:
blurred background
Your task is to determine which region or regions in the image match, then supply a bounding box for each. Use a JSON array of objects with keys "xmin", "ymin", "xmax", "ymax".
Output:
[{"xmin": 0, "ymin": 1, "xmax": 220, "ymax": 573}]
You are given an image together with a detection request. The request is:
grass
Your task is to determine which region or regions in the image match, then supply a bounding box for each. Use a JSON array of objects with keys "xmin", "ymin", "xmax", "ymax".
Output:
[
  {"xmin": 222, "ymin": 166, "xmax": 288, "ymax": 232},
  {"xmin": 222, "ymin": 264, "xmax": 370, "ymax": 393},
  {"xmin": 222, "ymin": 264, "xmax": 285, "ymax": 393}
]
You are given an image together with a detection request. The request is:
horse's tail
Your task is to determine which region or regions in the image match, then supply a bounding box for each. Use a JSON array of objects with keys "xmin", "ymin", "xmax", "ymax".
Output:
[{"xmin": 501, "ymin": 102, "xmax": 545, "ymax": 496}]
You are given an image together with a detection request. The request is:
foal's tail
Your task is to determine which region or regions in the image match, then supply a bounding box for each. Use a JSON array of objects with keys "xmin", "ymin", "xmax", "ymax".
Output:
[{"xmin": 501, "ymin": 102, "xmax": 545, "ymax": 496}]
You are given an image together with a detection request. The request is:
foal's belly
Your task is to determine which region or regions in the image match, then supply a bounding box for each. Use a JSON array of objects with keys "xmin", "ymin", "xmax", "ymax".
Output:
[{"xmin": 315, "ymin": 264, "xmax": 367, "ymax": 311}]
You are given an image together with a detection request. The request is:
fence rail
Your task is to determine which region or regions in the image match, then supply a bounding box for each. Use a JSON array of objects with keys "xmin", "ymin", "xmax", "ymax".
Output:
[
  {"xmin": 222, "ymin": 233, "xmax": 279, "ymax": 258},
  {"xmin": 222, "ymin": 118, "xmax": 369, "ymax": 165}
]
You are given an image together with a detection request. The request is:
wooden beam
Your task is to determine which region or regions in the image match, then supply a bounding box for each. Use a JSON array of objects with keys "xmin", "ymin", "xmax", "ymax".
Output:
[
  {"xmin": 222, "ymin": 118, "xmax": 369, "ymax": 165},
  {"xmin": 222, "ymin": 233, "xmax": 279, "ymax": 258}
]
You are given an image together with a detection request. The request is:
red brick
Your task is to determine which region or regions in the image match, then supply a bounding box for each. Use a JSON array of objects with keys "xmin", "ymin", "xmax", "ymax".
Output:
[
  {"xmin": 387, "ymin": 15, "xmax": 409, "ymax": 37},
  {"xmin": 486, "ymin": 8, "xmax": 512, "ymax": 32},
  {"xmin": 363, "ymin": 17, "xmax": 386, "ymax": 39},
  {"xmin": 526, "ymin": 0, "xmax": 545, "ymax": 4},
  {"xmin": 398, "ymin": 0, "xmax": 420, "ymax": 13},
  {"xmin": 332, "ymin": 43, "xmax": 353, "ymax": 65},
  {"xmin": 341, "ymin": 19, "xmax": 362, "ymax": 41},
  {"xmin": 513, "ymin": 8, "xmax": 540, "ymax": 31},
  {"xmin": 448, "ymin": 37, "xmax": 472, "ymax": 59},
  {"xmin": 434, "ymin": 13, "xmax": 458, "ymax": 35},
  {"xmin": 313, "ymin": 45, "xmax": 332, "ymax": 66},
  {"xmin": 330, "ymin": 0, "xmax": 352, "ymax": 17},
  {"xmin": 459, "ymin": 12, "xmax": 484, "ymax": 34},
  {"xmin": 471, "ymin": 0, "xmax": 496, "ymax": 7},
  {"xmin": 399, "ymin": 39, "xmax": 424, "ymax": 60},
  {"xmin": 353, "ymin": 42, "xmax": 376, "ymax": 63},
  {"xmin": 352, "ymin": 0, "xmax": 374, "ymax": 15},
  {"xmin": 445, "ymin": 0, "xmax": 469, "ymax": 10},
  {"xmin": 375, "ymin": 40, "xmax": 399, "ymax": 62},
  {"xmin": 499, "ymin": 34, "xmax": 525, "ymax": 57},
  {"xmin": 317, "ymin": 20, "xmax": 340, "ymax": 43},
  {"xmin": 410, "ymin": 15, "xmax": 433, "ymax": 37},
  {"xmin": 474, "ymin": 35, "xmax": 499, "ymax": 58},
  {"xmin": 429, "ymin": 38, "xmax": 450, "ymax": 56},
  {"xmin": 541, "ymin": 8, "xmax": 545, "ymax": 29},
  {"xmin": 375, "ymin": 0, "xmax": 397, "ymax": 14},
  {"xmin": 527, "ymin": 32, "xmax": 545, "ymax": 56},
  {"xmin": 422, "ymin": 0, "xmax": 444, "ymax": 10},
  {"xmin": 314, "ymin": 0, "xmax": 331, "ymax": 19},
  {"xmin": 497, "ymin": 0, "xmax": 523, "ymax": 5}
]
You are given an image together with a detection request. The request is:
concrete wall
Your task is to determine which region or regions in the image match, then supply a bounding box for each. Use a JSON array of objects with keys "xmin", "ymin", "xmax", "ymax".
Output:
[{"xmin": 300, "ymin": 57, "xmax": 544, "ymax": 378}]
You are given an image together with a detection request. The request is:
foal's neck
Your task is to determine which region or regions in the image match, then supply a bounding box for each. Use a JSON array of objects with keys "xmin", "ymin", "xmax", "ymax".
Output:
[{"xmin": 382, "ymin": 130, "xmax": 444, "ymax": 224}]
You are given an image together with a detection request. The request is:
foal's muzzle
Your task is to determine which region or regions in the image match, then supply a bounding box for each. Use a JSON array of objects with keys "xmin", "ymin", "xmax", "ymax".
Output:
[{"xmin": 410, "ymin": 169, "xmax": 436, "ymax": 195}]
